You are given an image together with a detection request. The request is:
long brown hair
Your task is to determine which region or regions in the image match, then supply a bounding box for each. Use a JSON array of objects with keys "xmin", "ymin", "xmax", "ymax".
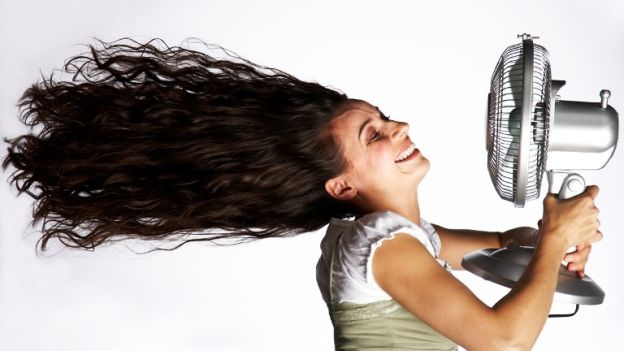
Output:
[{"xmin": 2, "ymin": 38, "xmax": 352, "ymax": 253}]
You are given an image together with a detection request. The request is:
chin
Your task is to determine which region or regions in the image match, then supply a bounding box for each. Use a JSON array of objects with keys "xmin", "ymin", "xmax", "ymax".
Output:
[
  {"xmin": 412, "ymin": 156, "xmax": 430, "ymax": 185},
  {"xmin": 400, "ymin": 154, "xmax": 429, "ymax": 177}
]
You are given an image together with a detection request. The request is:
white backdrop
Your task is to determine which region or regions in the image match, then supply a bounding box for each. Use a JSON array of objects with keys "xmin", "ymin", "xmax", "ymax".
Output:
[{"xmin": 1, "ymin": 0, "xmax": 623, "ymax": 350}]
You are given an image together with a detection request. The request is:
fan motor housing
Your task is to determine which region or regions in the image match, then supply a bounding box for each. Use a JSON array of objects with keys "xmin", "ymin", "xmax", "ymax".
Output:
[{"xmin": 548, "ymin": 81, "xmax": 619, "ymax": 171}]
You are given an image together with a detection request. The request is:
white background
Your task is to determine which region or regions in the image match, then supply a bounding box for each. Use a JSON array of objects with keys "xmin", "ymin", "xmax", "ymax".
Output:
[{"xmin": 1, "ymin": 0, "xmax": 623, "ymax": 350}]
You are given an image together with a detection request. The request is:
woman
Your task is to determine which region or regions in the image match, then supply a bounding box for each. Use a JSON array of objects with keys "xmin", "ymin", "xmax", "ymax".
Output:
[{"xmin": 3, "ymin": 38, "xmax": 601, "ymax": 350}]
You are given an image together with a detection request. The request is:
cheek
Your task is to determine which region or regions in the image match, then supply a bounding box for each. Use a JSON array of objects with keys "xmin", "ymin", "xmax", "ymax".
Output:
[
  {"xmin": 364, "ymin": 143, "xmax": 399, "ymax": 177},
  {"xmin": 348, "ymin": 142, "xmax": 398, "ymax": 179},
  {"xmin": 350, "ymin": 144, "xmax": 394, "ymax": 180},
  {"xmin": 371, "ymin": 142, "xmax": 396, "ymax": 163}
]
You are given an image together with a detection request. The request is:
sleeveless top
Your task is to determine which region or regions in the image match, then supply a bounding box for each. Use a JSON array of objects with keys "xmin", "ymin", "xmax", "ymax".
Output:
[{"xmin": 316, "ymin": 211, "xmax": 458, "ymax": 350}]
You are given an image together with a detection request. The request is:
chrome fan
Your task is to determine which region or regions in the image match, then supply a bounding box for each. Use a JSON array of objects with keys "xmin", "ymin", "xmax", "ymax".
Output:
[{"xmin": 462, "ymin": 34, "xmax": 618, "ymax": 307}]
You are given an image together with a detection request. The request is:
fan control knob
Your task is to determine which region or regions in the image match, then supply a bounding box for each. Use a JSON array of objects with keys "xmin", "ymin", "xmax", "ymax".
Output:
[
  {"xmin": 559, "ymin": 173, "xmax": 586, "ymax": 199},
  {"xmin": 567, "ymin": 178, "xmax": 583, "ymax": 193},
  {"xmin": 600, "ymin": 90, "xmax": 611, "ymax": 108}
]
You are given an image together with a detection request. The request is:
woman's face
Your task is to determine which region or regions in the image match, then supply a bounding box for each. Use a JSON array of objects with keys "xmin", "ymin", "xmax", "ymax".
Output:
[{"xmin": 325, "ymin": 99, "xmax": 429, "ymax": 213}]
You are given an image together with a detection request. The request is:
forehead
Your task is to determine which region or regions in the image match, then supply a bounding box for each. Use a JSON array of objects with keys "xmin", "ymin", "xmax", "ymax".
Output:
[
  {"xmin": 330, "ymin": 100, "xmax": 380, "ymax": 131},
  {"xmin": 329, "ymin": 100, "xmax": 381, "ymax": 160}
]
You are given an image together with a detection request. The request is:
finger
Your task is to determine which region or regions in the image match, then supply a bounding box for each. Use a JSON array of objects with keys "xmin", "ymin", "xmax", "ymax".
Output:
[
  {"xmin": 564, "ymin": 253, "xmax": 580, "ymax": 263},
  {"xmin": 577, "ymin": 269, "xmax": 586, "ymax": 279},
  {"xmin": 567, "ymin": 262, "xmax": 583, "ymax": 271},
  {"xmin": 565, "ymin": 245, "xmax": 591, "ymax": 263},
  {"xmin": 591, "ymin": 230, "xmax": 603, "ymax": 244},
  {"xmin": 585, "ymin": 185, "xmax": 600, "ymax": 199},
  {"xmin": 543, "ymin": 193, "xmax": 558, "ymax": 206},
  {"xmin": 565, "ymin": 253, "xmax": 582, "ymax": 264}
]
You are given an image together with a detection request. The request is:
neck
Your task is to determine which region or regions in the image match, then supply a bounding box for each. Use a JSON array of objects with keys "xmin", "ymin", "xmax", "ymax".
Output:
[
  {"xmin": 357, "ymin": 191, "xmax": 421, "ymax": 226},
  {"xmin": 393, "ymin": 192, "xmax": 421, "ymax": 226}
]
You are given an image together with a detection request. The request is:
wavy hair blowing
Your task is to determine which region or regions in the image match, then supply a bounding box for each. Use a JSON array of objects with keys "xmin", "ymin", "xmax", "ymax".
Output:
[{"xmin": 2, "ymin": 38, "xmax": 351, "ymax": 253}]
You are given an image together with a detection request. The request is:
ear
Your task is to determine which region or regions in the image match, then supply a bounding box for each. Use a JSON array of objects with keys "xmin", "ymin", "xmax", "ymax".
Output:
[{"xmin": 325, "ymin": 176, "xmax": 357, "ymax": 201}]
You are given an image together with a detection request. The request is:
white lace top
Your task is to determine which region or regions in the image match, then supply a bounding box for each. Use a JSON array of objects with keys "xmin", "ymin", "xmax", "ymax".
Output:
[{"xmin": 316, "ymin": 210, "xmax": 451, "ymax": 305}]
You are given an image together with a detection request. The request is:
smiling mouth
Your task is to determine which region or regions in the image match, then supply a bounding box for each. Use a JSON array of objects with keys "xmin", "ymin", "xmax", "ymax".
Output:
[{"xmin": 395, "ymin": 143, "xmax": 420, "ymax": 163}]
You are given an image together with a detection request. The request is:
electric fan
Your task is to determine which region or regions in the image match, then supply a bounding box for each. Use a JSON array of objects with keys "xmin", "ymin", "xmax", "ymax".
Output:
[{"xmin": 462, "ymin": 34, "xmax": 618, "ymax": 306}]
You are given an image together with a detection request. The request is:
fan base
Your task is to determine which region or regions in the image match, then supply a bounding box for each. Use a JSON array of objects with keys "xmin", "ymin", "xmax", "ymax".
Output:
[{"xmin": 462, "ymin": 246, "xmax": 605, "ymax": 305}]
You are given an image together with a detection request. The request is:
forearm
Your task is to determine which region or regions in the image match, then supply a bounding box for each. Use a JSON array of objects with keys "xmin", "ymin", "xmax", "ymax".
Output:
[{"xmin": 490, "ymin": 235, "xmax": 567, "ymax": 350}]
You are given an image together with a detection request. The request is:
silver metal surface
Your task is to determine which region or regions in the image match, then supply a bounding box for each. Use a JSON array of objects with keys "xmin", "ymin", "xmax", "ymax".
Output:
[
  {"xmin": 462, "ymin": 248, "xmax": 605, "ymax": 305},
  {"xmin": 557, "ymin": 173, "xmax": 586, "ymax": 199},
  {"xmin": 548, "ymin": 97, "xmax": 619, "ymax": 170},
  {"xmin": 486, "ymin": 34, "xmax": 550, "ymax": 206},
  {"xmin": 516, "ymin": 36, "xmax": 534, "ymax": 207},
  {"xmin": 600, "ymin": 90, "xmax": 611, "ymax": 108},
  {"xmin": 547, "ymin": 171, "xmax": 586, "ymax": 197}
]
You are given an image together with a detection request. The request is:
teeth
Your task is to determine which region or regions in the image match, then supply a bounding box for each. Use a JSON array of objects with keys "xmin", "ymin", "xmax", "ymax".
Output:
[{"xmin": 396, "ymin": 143, "xmax": 416, "ymax": 162}]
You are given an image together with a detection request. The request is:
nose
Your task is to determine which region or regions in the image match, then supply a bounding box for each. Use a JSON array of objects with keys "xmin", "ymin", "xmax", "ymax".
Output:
[{"xmin": 390, "ymin": 121, "xmax": 409, "ymax": 140}]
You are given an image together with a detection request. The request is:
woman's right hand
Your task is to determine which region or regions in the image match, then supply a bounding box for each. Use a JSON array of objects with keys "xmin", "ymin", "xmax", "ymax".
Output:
[{"xmin": 539, "ymin": 185, "xmax": 602, "ymax": 252}]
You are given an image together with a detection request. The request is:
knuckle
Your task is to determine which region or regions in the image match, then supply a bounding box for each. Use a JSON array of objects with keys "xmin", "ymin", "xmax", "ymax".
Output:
[
  {"xmin": 544, "ymin": 194, "xmax": 557, "ymax": 205},
  {"xmin": 592, "ymin": 232, "xmax": 602, "ymax": 244}
]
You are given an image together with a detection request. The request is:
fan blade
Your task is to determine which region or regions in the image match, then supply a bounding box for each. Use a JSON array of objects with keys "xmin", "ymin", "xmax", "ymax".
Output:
[
  {"xmin": 504, "ymin": 107, "xmax": 521, "ymax": 180},
  {"xmin": 509, "ymin": 58, "xmax": 524, "ymax": 106}
]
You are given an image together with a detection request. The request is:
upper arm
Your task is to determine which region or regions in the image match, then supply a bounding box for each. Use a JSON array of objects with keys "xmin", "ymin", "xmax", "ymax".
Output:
[{"xmin": 372, "ymin": 233, "xmax": 510, "ymax": 350}]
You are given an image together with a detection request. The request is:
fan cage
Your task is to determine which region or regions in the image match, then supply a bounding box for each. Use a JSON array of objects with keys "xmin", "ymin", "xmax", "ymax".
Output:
[{"xmin": 487, "ymin": 41, "xmax": 551, "ymax": 205}]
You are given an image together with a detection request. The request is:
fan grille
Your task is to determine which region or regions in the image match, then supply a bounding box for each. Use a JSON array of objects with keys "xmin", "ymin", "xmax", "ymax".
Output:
[{"xmin": 487, "ymin": 40, "xmax": 551, "ymax": 206}]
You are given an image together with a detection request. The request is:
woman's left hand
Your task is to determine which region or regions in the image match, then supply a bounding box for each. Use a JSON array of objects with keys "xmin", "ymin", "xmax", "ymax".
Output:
[
  {"xmin": 538, "ymin": 219, "xmax": 592, "ymax": 278},
  {"xmin": 564, "ymin": 243, "xmax": 592, "ymax": 278}
]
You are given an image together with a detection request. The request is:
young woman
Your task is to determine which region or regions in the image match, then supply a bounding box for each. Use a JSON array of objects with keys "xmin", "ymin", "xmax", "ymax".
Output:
[{"xmin": 3, "ymin": 38, "xmax": 601, "ymax": 350}]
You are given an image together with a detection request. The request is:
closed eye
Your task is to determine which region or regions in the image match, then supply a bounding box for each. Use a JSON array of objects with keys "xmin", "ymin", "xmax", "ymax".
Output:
[{"xmin": 368, "ymin": 130, "xmax": 381, "ymax": 143}]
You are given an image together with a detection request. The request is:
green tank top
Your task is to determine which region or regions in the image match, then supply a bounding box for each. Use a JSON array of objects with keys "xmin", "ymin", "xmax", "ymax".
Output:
[
  {"xmin": 328, "ymin": 232, "xmax": 458, "ymax": 350},
  {"xmin": 329, "ymin": 299, "xmax": 457, "ymax": 350}
]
